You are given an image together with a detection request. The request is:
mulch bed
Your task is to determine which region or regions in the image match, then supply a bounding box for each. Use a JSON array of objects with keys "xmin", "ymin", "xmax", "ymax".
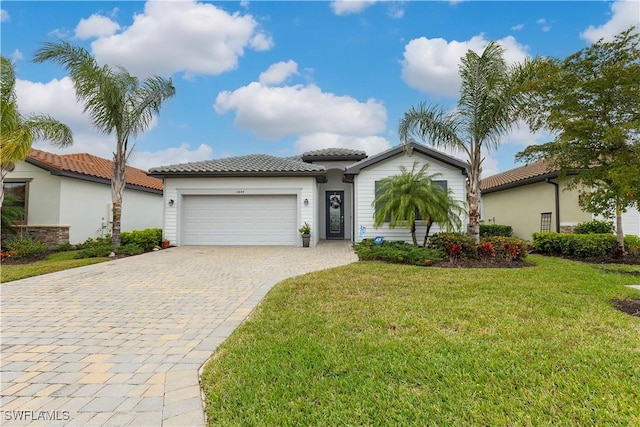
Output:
[
  {"xmin": 611, "ymin": 299, "xmax": 640, "ymax": 317},
  {"xmin": 433, "ymin": 258, "xmax": 535, "ymax": 268}
]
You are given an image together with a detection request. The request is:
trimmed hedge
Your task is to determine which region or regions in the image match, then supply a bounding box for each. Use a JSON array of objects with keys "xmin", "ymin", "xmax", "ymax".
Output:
[
  {"xmin": 353, "ymin": 240, "xmax": 444, "ymax": 266},
  {"xmin": 532, "ymin": 232, "xmax": 618, "ymax": 257},
  {"xmin": 482, "ymin": 236, "xmax": 529, "ymax": 261},
  {"xmin": 574, "ymin": 219, "xmax": 615, "ymax": 234},
  {"xmin": 624, "ymin": 235, "xmax": 640, "ymax": 256},
  {"xmin": 120, "ymin": 228, "xmax": 162, "ymax": 251},
  {"xmin": 479, "ymin": 224, "xmax": 513, "ymax": 238},
  {"xmin": 428, "ymin": 233, "xmax": 478, "ymax": 259}
]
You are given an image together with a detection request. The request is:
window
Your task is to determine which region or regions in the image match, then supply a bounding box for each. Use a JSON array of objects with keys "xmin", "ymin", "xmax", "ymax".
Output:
[
  {"xmin": 374, "ymin": 179, "xmax": 448, "ymax": 223},
  {"xmin": 3, "ymin": 181, "xmax": 28, "ymax": 223},
  {"xmin": 540, "ymin": 212, "xmax": 552, "ymax": 232}
]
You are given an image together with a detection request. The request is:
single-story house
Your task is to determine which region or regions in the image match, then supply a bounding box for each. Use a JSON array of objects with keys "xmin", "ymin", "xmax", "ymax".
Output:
[
  {"xmin": 148, "ymin": 141, "xmax": 469, "ymax": 247},
  {"xmin": 480, "ymin": 160, "xmax": 640, "ymax": 239},
  {"xmin": 3, "ymin": 148, "xmax": 163, "ymax": 246}
]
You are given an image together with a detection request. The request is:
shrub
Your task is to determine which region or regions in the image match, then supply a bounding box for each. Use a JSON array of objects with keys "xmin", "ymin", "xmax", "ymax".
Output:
[
  {"xmin": 574, "ymin": 219, "xmax": 615, "ymax": 234},
  {"xmin": 52, "ymin": 242, "xmax": 74, "ymax": 252},
  {"xmin": 532, "ymin": 233, "xmax": 618, "ymax": 257},
  {"xmin": 3, "ymin": 235, "xmax": 47, "ymax": 258},
  {"xmin": 74, "ymin": 245, "xmax": 114, "ymax": 259},
  {"xmin": 75, "ymin": 235, "xmax": 112, "ymax": 249},
  {"xmin": 353, "ymin": 239, "xmax": 443, "ymax": 266},
  {"xmin": 625, "ymin": 235, "xmax": 640, "ymax": 256},
  {"xmin": 479, "ymin": 224, "xmax": 513, "ymax": 238},
  {"xmin": 117, "ymin": 244, "xmax": 144, "ymax": 256},
  {"xmin": 483, "ymin": 236, "xmax": 529, "ymax": 261},
  {"xmin": 478, "ymin": 241, "xmax": 496, "ymax": 258},
  {"xmin": 120, "ymin": 228, "xmax": 162, "ymax": 251},
  {"xmin": 429, "ymin": 233, "xmax": 478, "ymax": 259}
]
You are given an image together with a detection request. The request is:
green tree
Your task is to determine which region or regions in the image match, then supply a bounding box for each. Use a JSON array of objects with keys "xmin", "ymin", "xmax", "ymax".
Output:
[
  {"xmin": 516, "ymin": 27, "xmax": 640, "ymax": 255},
  {"xmin": 1, "ymin": 55, "xmax": 73, "ymax": 207},
  {"xmin": 373, "ymin": 162, "xmax": 460, "ymax": 246},
  {"xmin": 398, "ymin": 42, "xmax": 536, "ymax": 243},
  {"xmin": 420, "ymin": 188, "xmax": 464, "ymax": 248},
  {"xmin": 34, "ymin": 42, "xmax": 176, "ymax": 246}
]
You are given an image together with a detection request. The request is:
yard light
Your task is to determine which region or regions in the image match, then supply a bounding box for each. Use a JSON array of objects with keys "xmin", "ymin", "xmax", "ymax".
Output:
[
  {"xmin": 303, "ymin": 198, "xmax": 309, "ymax": 206},
  {"xmin": 169, "ymin": 199, "xmax": 175, "ymax": 206}
]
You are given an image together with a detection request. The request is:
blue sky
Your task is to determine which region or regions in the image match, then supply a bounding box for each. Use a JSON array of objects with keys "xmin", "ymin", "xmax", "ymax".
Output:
[{"xmin": 2, "ymin": 0, "xmax": 638, "ymax": 176}]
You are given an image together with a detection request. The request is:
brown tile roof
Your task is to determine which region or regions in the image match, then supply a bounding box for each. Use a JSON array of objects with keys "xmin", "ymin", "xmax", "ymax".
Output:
[
  {"xmin": 27, "ymin": 149, "xmax": 163, "ymax": 192},
  {"xmin": 480, "ymin": 159, "xmax": 558, "ymax": 193}
]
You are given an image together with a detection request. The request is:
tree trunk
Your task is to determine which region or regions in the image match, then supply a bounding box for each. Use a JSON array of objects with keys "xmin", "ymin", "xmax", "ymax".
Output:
[
  {"xmin": 466, "ymin": 153, "xmax": 481, "ymax": 244},
  {"xmin": 411, "ymin": 220, "xmax": 417, "ymax": 246},
  {"xmin": 423, "ymin": 219, "xmax": 434, "ymax": 248},
  {"xmin": 111, "ymin": 141, "xmax": 127, "ymax": 247},
  {"xmin": 0, "ymin": 166, "xmax": 8, "ymax": 208},
  {"xmin": 615, "ymin": 202, "xmax": 627, "ymax": 256}
]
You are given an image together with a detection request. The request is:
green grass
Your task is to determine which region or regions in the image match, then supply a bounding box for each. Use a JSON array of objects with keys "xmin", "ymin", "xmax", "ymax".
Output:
[
  {"xmin": 201, "ymin": 255, "xmax": 640, "ymax": 426},
  {"xmin": 1, "ymin": 250, "xmax": 109, "ymax": 283}
]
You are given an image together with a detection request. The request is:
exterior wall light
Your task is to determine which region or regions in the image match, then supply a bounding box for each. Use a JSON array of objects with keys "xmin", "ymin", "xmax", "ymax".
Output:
[
  {"xmin": 303, "ymin": 198, "xmax": 309, "ymax": 206},
  {"xmin": 169, "ymin": 199, "xmax": 175, "ymax": 206}
]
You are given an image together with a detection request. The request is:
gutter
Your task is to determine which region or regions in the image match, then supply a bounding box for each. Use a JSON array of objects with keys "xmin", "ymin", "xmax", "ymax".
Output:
[{"xmin": 546, "ymin": 178, "xmax": 560, "ymax": 233}]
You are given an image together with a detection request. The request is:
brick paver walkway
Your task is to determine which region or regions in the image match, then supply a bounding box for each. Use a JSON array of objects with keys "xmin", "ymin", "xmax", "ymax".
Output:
[{"xmin": 1, "ymin": 242, "xmax": 357, "ymax": 426}]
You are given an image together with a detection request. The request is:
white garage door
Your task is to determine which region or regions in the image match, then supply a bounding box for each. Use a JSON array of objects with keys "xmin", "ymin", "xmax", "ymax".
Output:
[{"xmin": 181, "ymin": 195, "xmax": 298, "ymax": 245}]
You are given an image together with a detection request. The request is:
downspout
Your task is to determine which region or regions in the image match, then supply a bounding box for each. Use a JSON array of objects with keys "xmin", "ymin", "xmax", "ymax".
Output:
[{"xmin": 546, "ymin": 178, "xmax": 560, "ymax": 233}]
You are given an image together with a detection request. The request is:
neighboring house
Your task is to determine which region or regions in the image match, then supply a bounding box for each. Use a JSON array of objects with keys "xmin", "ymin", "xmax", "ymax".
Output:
[
  {"xmin": 3, "ymin": 149, "xmax": 163, "ymax": 246},
  {"xmin": 148, "ymin": 141, "xmax": 468, "ymax": 247},
  {"xmin": 480, "ymin": 160, "xmax": 640, "ymax": 239}
]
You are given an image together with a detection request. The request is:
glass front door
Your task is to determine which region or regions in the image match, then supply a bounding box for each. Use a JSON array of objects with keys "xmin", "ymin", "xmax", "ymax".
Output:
[{"xmin": 326, "ymin": 191, "xmax": 344, "ymax": 239}]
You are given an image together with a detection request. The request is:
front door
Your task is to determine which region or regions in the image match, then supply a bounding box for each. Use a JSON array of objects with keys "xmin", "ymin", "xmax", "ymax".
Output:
[{"xmin": 326, "ymin": 191, "xmax": 344, "ymax": 239}]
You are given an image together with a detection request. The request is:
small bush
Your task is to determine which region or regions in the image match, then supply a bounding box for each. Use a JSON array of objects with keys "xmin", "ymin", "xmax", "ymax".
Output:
[
  {"xmin": 429, "ymin": 233, "xmax": 478, "ymax": 259},
  {"xmin": 532, "ymin": 232, "xmax": 618, "ymax": 257},
  {"xmin": 483, "ymin": 236, "xmax": 529, "ymax": 261},
  {"xmin": 353, "ymin": 240, "xmax": 443, "ymax": 266},
  {"xmin": 574, "ymin": 219, "xmax": 615, "ymax": 234},
  {"xmin": 478, "ymin": 241, "xmax": 496, "ymax": 258},
  {"xmin": 117, "ymin": 244, "xmax": 144, "ymax": 256},
  {"xmin": 74, "ymin": 245, "xmax": 114, "ymax": 259},
  {"xmin": 52, "ymin": 242, "xmax": 74, "ymax": 252},
  {"xmin": 625, "ymin": 235, "xmax": 640, "ymax": 256},
  {"xmin": 120, "ymin": 228, "xmax": 162, "ymax": 251},
  {"xmin": 4, "ymin": 236, "xmax": 47, "ymax": 258},
  {"xmin": 479, "ymin": 224, "xmax": 513, "ymax": 238},
  {"xmin": 76, "ymin": 235, "xmax": 112, "ymax": 249}
]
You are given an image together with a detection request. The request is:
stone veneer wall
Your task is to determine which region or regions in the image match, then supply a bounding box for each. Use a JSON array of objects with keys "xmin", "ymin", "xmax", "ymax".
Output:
[
  {"xmin": 13, "ymin": 225, "xmax": 70, "ymax": 248},
  {"xmin": 560, "ymin": 225, "xmax": 577, "ymax": 234}
]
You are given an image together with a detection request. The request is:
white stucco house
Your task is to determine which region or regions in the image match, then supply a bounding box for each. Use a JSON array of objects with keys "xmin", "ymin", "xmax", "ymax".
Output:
[
  {"xmin": 3, "ymin": 149, "xmax": 163, "ymax": 246},
  {"xmin": 148, "ymin": 141, "xmax": 469, "ymax": 247}
]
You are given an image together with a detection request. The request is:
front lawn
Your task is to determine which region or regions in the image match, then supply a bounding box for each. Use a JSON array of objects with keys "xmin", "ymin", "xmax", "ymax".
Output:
[
  {"xmin": 1, "ymin": 250, "xmax": 109, "ymax": 283},
  {"xmin": 201, "ymin": 255, "xmax": 640, "ymax": 426}
]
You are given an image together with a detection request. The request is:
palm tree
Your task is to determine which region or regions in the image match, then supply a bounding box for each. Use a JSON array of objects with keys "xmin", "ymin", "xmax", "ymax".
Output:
[
  {"xmin": 34, "ymin": 42, "xmax": 176, "ymax": 247},
  {"xmin": 420, "ymin": 187, "xmax": 464, "ymax": 247},
  {"xmin": 373, "ymin": 162, "xmax": 455, "ymax": 246},
  {"xmin": 398, "ymin": 41, "xmax": 535, "ymax": 243},
  {"xmin": 1, "ymin": 55, "xmax": 73, "ymax": 207}
]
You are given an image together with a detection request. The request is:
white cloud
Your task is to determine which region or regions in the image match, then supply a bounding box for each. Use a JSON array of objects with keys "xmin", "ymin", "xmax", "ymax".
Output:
[
  {"xmin": 130, "ymin": 143, "xmax": 214, "ymax": 170},
  {"xmin": 259, "ymin": 60, "xmax": 299, "ymax": 85},
  {"xmin": 330, "ymin": 0, "xmax": 378, "ymax": 16},
  {"xmin": 89, "ymin": 0, "xmax": 273, "ymax": 77},
  {"xmin": 400, "ymin": 34, "xmax": 529, "ymax": 98},
  {"xmin": 581, "ymin": 0, "xmax": 640, "ymax": 43},
  {"xmin": 75, "ymin": 14, "xmax": 121, "ymax": 40},
  {"xmin": 1, "ymin": 9, "xmax": 9, "ymax": 22},
  {"xmin": 511, "ymin": 24, "xmax": 524, "ymax": 31},
  {"xmin": 11, "ymin": 50, "xmax": 24, "ymax": 61},
  {"xmin": 214, "ymin": 82, "xmax": 387, "ymax": 139},
  {"xmin": 536, "ymin": 18, "xmax": 546, "ymax": 25},
  {"xmin": 295, "ymin": 133, "xmax": 391, "ymax": 155},
  {"xmin": 48, "ymin": 28, "xmax": 70, "ymax": 39},
  {"xmin": 388, "ymin": 3, "xmax": 405, "ymax": 19},
  {"xmin": 503, "ymin": 121, "xmax": 554, "ymax": 147}
]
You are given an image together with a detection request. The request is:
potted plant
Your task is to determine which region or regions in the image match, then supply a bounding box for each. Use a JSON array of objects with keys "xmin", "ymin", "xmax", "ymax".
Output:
[{"xmin": 298, "ymin": 222, "xmax": 311, "ymax": 247}]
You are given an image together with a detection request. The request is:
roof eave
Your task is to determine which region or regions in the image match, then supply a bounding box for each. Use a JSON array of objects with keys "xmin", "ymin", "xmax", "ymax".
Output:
[
  {"xmin": 148, "ymin": 170, "xmax": 326, "ymax": 179},
  {"xmin": 480, "ymin": 169, "xmax": 580, "ymax": 194}
]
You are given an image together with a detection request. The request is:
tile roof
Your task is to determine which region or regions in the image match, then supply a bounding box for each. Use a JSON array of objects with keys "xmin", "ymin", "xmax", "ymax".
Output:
[
  {"xmin": 480, "ymin": 159, "xmax": 558, "ymax": 193},
  {"xmin": 301, "ymin": 148, "xmax": 367, "ymax": 161},
  {"xmin": 148, "ymin": 154, "xmax": 326, "ymax": 176},
  {"xmin": 27, "ymin": 149, "xmax": 163, "ymax": 192}
]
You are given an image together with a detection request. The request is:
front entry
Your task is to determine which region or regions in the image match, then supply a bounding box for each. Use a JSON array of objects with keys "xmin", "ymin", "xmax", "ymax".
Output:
[{"xmin": 326, "ymin": 191, "xmax": 344, "ymax": 239}]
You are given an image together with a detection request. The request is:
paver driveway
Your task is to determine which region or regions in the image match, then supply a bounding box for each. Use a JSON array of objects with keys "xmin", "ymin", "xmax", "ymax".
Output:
[{"xmin": 1, "ymin": 242, "xmax": 357, "ymax": 426}]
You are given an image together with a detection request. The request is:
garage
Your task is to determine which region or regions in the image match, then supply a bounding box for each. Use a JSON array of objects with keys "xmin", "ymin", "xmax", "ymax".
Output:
[{"xmin": 181, "ymin": 194, "xmax": 298, "ymax": 245}]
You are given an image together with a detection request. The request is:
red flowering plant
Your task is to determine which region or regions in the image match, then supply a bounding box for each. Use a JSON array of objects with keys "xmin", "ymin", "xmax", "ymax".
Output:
[
  {"xmin": 445, "ymin": 242, "xmax": 463, "ymax": 264},
  {"xmin": 478, "ymin": 241, "xmax": 496, "ymax": 258}
]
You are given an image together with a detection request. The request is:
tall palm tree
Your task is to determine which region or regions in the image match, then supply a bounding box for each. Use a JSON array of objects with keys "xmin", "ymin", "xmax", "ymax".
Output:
[
  {"xmin": 398, "ymin": 42, "xmax": 535, "ymax": 243},
  {"xmin": 1, "ymin": 55, "xmax": 73, "ymax": 207},
  {"xmin": 34, "ymin": 42, "xmax": 176, "ymax": 246},
  {"xmin": 373, "ymin": 162, "xmax": 456, "ymax": 246}
]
